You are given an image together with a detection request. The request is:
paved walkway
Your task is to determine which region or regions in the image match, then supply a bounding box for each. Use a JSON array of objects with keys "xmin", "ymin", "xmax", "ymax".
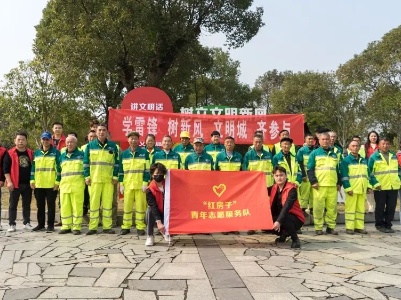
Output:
[{"xmin": 1, "ymin": 223, "xmax": 401, "ymax": 299}]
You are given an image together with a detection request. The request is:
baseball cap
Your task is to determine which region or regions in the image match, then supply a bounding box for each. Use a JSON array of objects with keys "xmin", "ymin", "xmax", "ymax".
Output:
[
  {"xmin": 180, "ymin": 131, "xmax": 190, "ymax": 138},
  {"xmin": 193, "ymin": 137, "xmax": 204, "ymax": 144},
  {"xmin": 41, "ymin": 132, "xmax": 52, "ymax": 140}
]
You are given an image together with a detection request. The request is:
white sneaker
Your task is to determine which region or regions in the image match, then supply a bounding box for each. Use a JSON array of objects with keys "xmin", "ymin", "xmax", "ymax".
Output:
[
  {"xmin": 165, "ymin": 234, "xmax": 172, "ymax": 244},
  {"xmin": 24, "ymin": 223, "xmax": 33, "ymax": 230},
  {"xmin": 145, "ymin": 236, "xmax": 154, "ymax": 246},
  {"xmin": 8, "ymin": 225, "xmax": 16, "ymax": 232}
]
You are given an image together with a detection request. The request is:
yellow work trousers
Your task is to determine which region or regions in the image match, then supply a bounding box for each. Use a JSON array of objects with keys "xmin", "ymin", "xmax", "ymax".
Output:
[
  {"xmin": 60, "ymin": 191, "xmax": 84, "ymax": 231},
  {"xmin": 89, "ymin": 182, "xmax": 114, "ymax": 230},
  {"xmin": 299, "ymin": 181, "xmax": 313, "ymax": 209},
  {"xmin": 121, "ymin": 188, "xmax": 146, "ymax": 230},
  {"xmin": 313, "ymin": 186, "xmax": 338, "ymax": 230},
  {"xmin": 345, "ymin": 193, "xmax": 365, "ymax": 230}
]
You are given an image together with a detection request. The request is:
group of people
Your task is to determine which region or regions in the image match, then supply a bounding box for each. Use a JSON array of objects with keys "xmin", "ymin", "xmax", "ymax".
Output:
[{"xmin": 1, "ymin": 121, "xmax": 400, "ymax": 250}]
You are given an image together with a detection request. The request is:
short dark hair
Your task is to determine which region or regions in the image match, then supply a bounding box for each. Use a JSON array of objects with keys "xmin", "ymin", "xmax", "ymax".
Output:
[
  {"xmin": 379, "ymin": 137, "xmax": 391, "ymax": 143},
  {"xmin": 52, "ymin": 122, "xmax": 63, "ymax": 127},
  {"xmin": 90, "ymin": 119, "xmax": 100, "ymax": 127},
  {"xmin": 352, "ymin": 135, "xmax": 361, "ymax": 141},
  {"xmin": 68, "ymin": 131, "xmax": 78, "ymax": 138},
  {"xmin": 150, "ymin": 163, "xmax": 167, "ymax": 176},
  {"xmin": 253, "ymin": 134, "xmax": 263, "ymax": 140},
  {"xmin": 273, "ymin": 165, "xmax": 287, "ymax": 174},
  {"xmin": 304, "ymin": 133, "xmax": 314, "ymax": 139},
  {"xmin": 162, "ymin": 135, "xmax": 172, "ymax": 141},
  {"xmin": 97, "ymin": 123, "xmax": 108, "ymax": 129},
  {"xmin": 279, "ymin": 129, "xmax": 289, "ymax": 135},
  {"xmin": 88, "ymin": 130, "xmax": 96, "ymax": 134},
  {"xmin": 225, "ymin": 136, "xmax": 235, "ymax": 142},
  {"xmin": 15, "ymin": 131, "xmax": 28, "ymax": 139},
  {"xmin": 210, "ymin": 130, "xmax": 220, "ymax": 137},
  {"xmin": 127, "ymin": 131, "xmax": 140, "ymax": 138},
  {"xmin": 146, "ymin": 134, "xmax": 156, "ymax": 140}
]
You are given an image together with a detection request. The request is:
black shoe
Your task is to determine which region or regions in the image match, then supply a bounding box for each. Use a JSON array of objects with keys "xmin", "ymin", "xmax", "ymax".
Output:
[
  {"xmin": 231, "ymin": 231, "xmax": 240, "ymax": 234},
  {"xmin": 120, "ymin": 229, "xmax": 130, "ymax": 235},
  {"xmin": 387, "ymin": 228, "xmax": 395, "ymax": 233},
  {"xmin": 291, "ymin": 239, "xmax": 301, "ymax": 249},
  {"xmin": 102, "ymin": 229, "xmax": 115, "ymax": 234},
  {"xmin": 296, "ymin": 229, "xmax": 303, "ymax": 234},
  {"xmin": 247, "ymin": 230, "xmax": 255, "ymax": 235},
  {"xmin": 315, "ymin": 230, "xmax": 323, "ymax": 235},
  {"xmin": 58, "ymin": 229, "xmax": 71, "ymax": 234},
  {"xmin": 72, "ymin": 230, "xmax": 81, "ymax": 235},
  {"xmin": 326, "ymin": 228, "xmax": 338, "ymax": 235},
  {"xmin": 86, "ymin": 230, "xmax": 97, "ymax": 235},
  {"xmin": 346, "ymin": 229, "xmax": 354, "ymax": 235},
  {"xmin": 32, "ymin": 225, "xmax": 45, "ymax": 232},
  {"xmin": 137, "ymin": 229, "xmax": 145, "ymax": 236},
  {"xmin": 46, "ymin": 227, "xmax": 54, "ymax": 233},
  {"xmin": 275, "ymin": 235, "xmax": 287, "ymax": 243},
  {"xmin": 354, "ymin": 229, "xmax": 368, "ymax": 234},
  {"xmin": 377, "ymin": 227, "xmax": 387, "ymax": 233},
  {"xmin": 221, "ymin": 232, "xmax": 229, "ymax": 235}
]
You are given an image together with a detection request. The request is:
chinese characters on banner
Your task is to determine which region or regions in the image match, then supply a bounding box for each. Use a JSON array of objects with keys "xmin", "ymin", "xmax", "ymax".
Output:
[
  {"xmin": 164, "ymin": 170, "xmax": 273, "ymax": 234},
  {"xmin": 109, "ymin": 109, "xmax": 305, "ymax": 145}
]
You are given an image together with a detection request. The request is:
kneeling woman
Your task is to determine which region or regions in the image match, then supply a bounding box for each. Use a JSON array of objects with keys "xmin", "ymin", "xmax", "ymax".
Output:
[{"xmin": 269, "ymin": 166, "xmax": 305, "ymax": 248}]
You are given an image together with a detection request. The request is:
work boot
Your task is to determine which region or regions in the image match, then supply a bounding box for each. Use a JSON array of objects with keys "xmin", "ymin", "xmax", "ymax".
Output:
[
  {"xmin": 247, "ymin": 230, "xmax": 255, "ymax": 235},
  {"xmin": 345, "ymin": 229, "xmax": 354, "ymax": 235},
  {"xmin": 275, "ymin": 234, "xmax": 287, "ymax": 244},
  {"xmin": 102, "ymin": 229, "xmax": 115, "ymax": 234},
  {"xmin": 86, "ymin": 230, "xmax": 97, "ymax": 235},
  {"xmin": 72, "ymin": 230, "xmax": 81, "ymax": 235},
  {"xmin": 315, "ymin": 230, "xmax": 323, "ymax": 235},
  {"xmin": 58, "ymin": 229, "xmax": 72, "ymax": 234},
  {"xmin": 120, "ymin": 229, "xmax": 130, "ymax": 235},
  {"xmin": 326, "ymin": 227, "xmax": 338, "ymax": 235},
  {"xmin": 354, "ymin": 229, "xmax": 368, "ymax": 234}
]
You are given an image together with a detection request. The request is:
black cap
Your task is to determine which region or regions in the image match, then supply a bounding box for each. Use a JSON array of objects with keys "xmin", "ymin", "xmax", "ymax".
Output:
[
  {"xmin": 280, "ymin": 137, "xmax": 293, "ymax": 144},
  {"xmin": 211, "ymin": 130, "xmax": 220, "ymax": 137}
]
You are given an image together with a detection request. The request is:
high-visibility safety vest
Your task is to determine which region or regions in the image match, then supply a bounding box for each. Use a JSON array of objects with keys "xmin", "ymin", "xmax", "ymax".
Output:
[
  {"xmin": 307, "ymin": 147, "xmax": 340, "ymax": 187},
  {"xmin": 204, "ymin": 143, "xmax": 225, "ymax": 162},
  {"xmin": 274, "ymin": 142, "xmax": 296, "ymax": 156},
  {"xmin": 184, "ymin": 152, "xmax": 214, "ymax": 170},
  {"xmin": 215, "ymin": 151, "xmax": 242, "ymax": 171},
  {"xmin": 296, "ymin": 145, "xmax": 314, "ymax": 180},
  {"xmin": 272, "ymin": 151, "xmax": 302, "ymax": 185},
  {"xmin": 242, "ymin": 148, "xmax": 273, "ymax": 187},
  {"xmin": 59, "ymin": 148, "xmax": 85, "ymax": 193},
  {"xmin": 30, "ymin": 146, "xmax": 61, "ymax": 188},
  {"xmin": 152, "ymin": 150, "xmax": 181, "ymax": 170},
  {"xmin": 83, "ymin": 139, "xmax": 119, "ymax": 183},
  {"xmin": 119, "ymin": 147, "xmax": 150, "ymax": 189},
  {"xmin": 340, "ymin": 154, "xmax": 370, "ymax": 194},
  {"xmin": 144, "ymin": 146, "xmax": 161, "ymax": 165},
  {"xmin": 173, "ymin": 144, "xmax": 194, "ymax": 168},
  {"xmin": 368, "ymin": 151, "xmax": 401, "ymax": 190}
]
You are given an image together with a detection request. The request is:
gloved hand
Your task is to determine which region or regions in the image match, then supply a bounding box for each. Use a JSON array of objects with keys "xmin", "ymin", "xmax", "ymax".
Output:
[{"xmin": 119, "ymin": 185, "xmax": 125, "ymax": 194}]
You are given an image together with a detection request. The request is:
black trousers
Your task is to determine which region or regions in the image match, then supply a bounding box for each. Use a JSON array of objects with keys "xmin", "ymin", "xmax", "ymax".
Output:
[
  {"xmin": 374, "ymin": 190, "xmax": 398, "ymax": 228},
  {"xmin": 34, "ymin": 188, "xmax": 58, "ymax": 227},
  {"xmin": 273, "ymin": 213, "xmax": 303, "ymax": 240},
  {"xmin": 83, "ymin": 185, "xmax": 90, "ymax": 215},
  {"xmin": 145, "ymin": 207, "xmax": 164, "ymax": 236},
  {"xmin": 9, "ymin": 183, "xmax": 32, "ymax": 225}
]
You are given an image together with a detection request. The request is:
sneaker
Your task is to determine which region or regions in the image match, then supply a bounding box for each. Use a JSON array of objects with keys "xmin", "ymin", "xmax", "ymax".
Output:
[
  {"xmin": 387, "ymin": 228, "xmax": 395, "ymax": 233},
  {"xmin": 8, "ymin": 225, "xmax": 16, "ymax": 232},
  {"xmin": 137, "ymin": 229, "xmax": 145, "ymax": 236},
  {"xmin": 291, "ymin": 238, "xmax": 301, "ymax": 249},
  {"xmin": 315, "ymin": 230, "xmax": 323, "ymax": 235},
  {"xmin": 354, "ymin": 229, "xmax": 368, "ymax": 234},
  {"xmin": 165, "ymin": 234, "xmax": 172, "ymax": 243},
  {"xmin": 120, "ymin": 229, "xmax": 130, "ymax": 235},
  {"xmin": 326, "ymin": 228, "xmax": 338, "ymax": 235},
  {"xmin": 145, "ymin": 236, "xmax": 154, "ymax": 246},
  {"xmin": 247, "ymin": 230, "xmax": 255, "ymax": 235},
  {"xmin": 346, "ymin": 229, "xmax": 354, "ymax": 235},
  {"xmin": 86, "ymin": 229, "xmax": 97, "ymax": 235},
  {"xmin": 102, "ymin": 229, "xmax": 115, "ymax": 234},
  {"xmin": 24, "ymin": 223, "xmax": 33, "ymax": 230},
  {"xmin": 46, "ymin": 227, "xmax": 55, "ymax": 233},
  {"xmin": 32, "ymin": 225, "xmax": 45, "ymax": 232},
  {"xmin": 58, "ymin": 229, "xmax": 72, "ymax": 234},
  {"xmin": 72, "ymin": 230, "xmax": 81, "ymax": 235}
]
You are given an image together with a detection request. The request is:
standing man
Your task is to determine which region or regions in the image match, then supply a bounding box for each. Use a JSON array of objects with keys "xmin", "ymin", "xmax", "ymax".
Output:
[
  {"xmin": 307, "ymin": 132, "xmax": 341, "ymax": 235},
  {"xmin": 152, "ymin": 135, "xmax": 181, "ymax": 170},
  {"xmin": 184, "ymin": 137, "xmax": 214, "ymax": 170},
  {"xmin": 84, "ymin": 124, "xmax": 119, "ymax": 235},
  {"xmin": 51, "ymin": 122, "xmax": 66, "ymax": 151},
  {"xmin": 368, "ymin": 138, "xmax": 401, "ymax": 233},
  {"xmin": 3, "ymin": 132, "xmax": 34, "ymax": 232},
  {"xmin": 271, "ymin": 130, "xmax": 296, "ymax": 156},
  {"xmin": 296, "ymin": 133, "xmax": 315, "ymax": 212},
  {"xmin": 0, "ymin": 143, "xmax": 6, "ymax": 230},
  {"xmin": 144, "ymin": 134, "xmax": 161, "ymax": 164},
  {"xmin": 329, "ymin": 131, "xmax": 343, "ymax": 161},
  {"xmin": 340, "ymin": 140, "xmax": 370, "ymax": 235},
  {"xmin": 204, "ymin": 131, "xmax": 225, "ymax": 162},
  {"xmin": 272, "ymin": 138, "xmax": 302, "ymax": 186},
  {"xmin": 58, "ymin": 136, "xmax": 85, "ymax": 235},
  {"xmin": 30, "ymin": 132, "xmax": 61, "ymax": 232},
  {"xmin": 215, "ymin": 136, "xmax": 242, "ymax": 171},
  {"xmin": 81, "ymin": 130, "xmax": 97, "ymax": 221},
  {"xmin": 173, "ymin": 131, "xmax": 194, "ymax": 167},
  {"xmin": 119, "ymin": 132, "xmax": 150, "ymax": 236}
]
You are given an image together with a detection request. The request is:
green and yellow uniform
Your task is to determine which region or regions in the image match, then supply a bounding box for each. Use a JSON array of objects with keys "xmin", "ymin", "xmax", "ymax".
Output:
[
  {"xmin": 215, "ymin": 151, "xmax": 242, "ymax": 171},
  {"xmin": 184, "ymin": 152, "xmax": 214, "ymax": 170},
  {"xmin": 296, "ymin": 145, "xmax": 314, "ymax": 210},
  {"xmin": 204, "ymin": 143, "xmax": 225, "ymax": 162},
  {"xmin": 173, "ymin": 144, "xmax": 194, "ymax": 169},
  {"xmin": 242, "ymin": 148, "xmax": 273, "ymax": 187},
  {"xmin": 272, "ymin": 151, "xmax": 302, "ymax": 186},
  {"xmin": 152, "ymin": 150, "xmax": 181, "ymax": 170}
]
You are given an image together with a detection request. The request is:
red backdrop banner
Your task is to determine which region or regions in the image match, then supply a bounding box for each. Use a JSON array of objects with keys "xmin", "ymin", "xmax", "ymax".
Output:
[
  {"xmin": 164, "ymin": 170, "xmax": 273, "ymax": 234},
  {"xmin": 109, "ymin": 109, "xmax": 304, "ymax": 145}
]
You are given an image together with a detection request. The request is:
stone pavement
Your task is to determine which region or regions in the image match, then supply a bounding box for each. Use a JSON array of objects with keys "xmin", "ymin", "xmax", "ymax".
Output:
[{"xmin": 1, "ymin": 223, "xmax": 401, "ymax": 299}]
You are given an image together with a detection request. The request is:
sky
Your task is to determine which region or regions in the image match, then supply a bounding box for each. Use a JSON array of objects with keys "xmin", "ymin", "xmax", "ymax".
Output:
[{"xmin": 1, "ymin": 0, "xmax": 400, "ymax": 86}]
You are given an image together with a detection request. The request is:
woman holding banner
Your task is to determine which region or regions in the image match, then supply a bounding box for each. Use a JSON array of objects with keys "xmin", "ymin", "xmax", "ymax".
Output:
[{"xmin": 268, "ymin": 166, "xmax": 305, "ymax": 249}]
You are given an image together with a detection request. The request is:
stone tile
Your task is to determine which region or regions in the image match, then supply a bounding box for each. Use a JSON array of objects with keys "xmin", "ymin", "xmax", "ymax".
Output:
[
  {"xmin": 172, "ymin": 253, "xmax": 201, "ymax": 263},
  {"xmin": 214, "ymin": 288, "xmax": 253, "ymax": 300},
  {"xmin": 327, "ymin": 286, "xmax": 365, "ymax": 299},
  {"xmin": 128, "ymin": 279, "xmax": 186, "ymax": 291},
  {"xmin": 67, "ymin": 276, "xmax": 96, "ymax": 286},
  {"xmin": 12, "ymin": 262, "xmax": 28, "ymax": 276},
  {"xmin": 231, "ymin": 261, "xmax": 269, "ymax": 277},
  {"xmin": 153, "ymin": 263, "xmax": 207, "ymax": 279},
  {"xmin": 43, "ymin": 265, "xmax": 74, "ymax": 276},
  {"xmin": 252, "ymin": 293, "xmax": 297, "ymax": 300},
  {"xmin": 186, "ymin": 279, "xmax": 215, "ymax": 300},
  {"xmin": 243, "ymin": 277, "xmax": 309, "ymax": 293},
  {"xmin": 158, "ymin": 290, "xmax": 185, "ymax": 296},
  {"xmin": 108, "ymin": 253, "xmax": 130, "ymax": 264},
  {"xmin": 123, "ymin": 290, "xmax": 156, "ymax": 300},
  {"xmin": 5, "ymin": 241, "xmax": 52, "ymax": 251},
  {"xmin": 351, "ymin": 271, "xmax": 401, "ymax": 285},
  {"xmin": 0, "ymin": 251, "xmax": 15, "ymax": 270},
  {"xmin": 4, "ymin": 287, "xmax": 47, "ymax": 300},
  {"xmin": 342, "ymin": 282, "xmax": 387, "ymax": 300},
  {"xmin": 94, "ymin": 268, "xmax": 132, "ymax": 287},
  {"xmin": 38, "ymin": 287, "xmax": 123, "ymax": 298},
  {"xmin": 70, "ymin": 267, "xmax": 104, "ymax": 278},
  {"xmin": 158, "ymin": 296, "xmax": 184, "ymax": 300},
  {"xmin": 281, "ymin": 271, "xmax": 347, "ymax": 283},
  {"xmin": 133, "ymin": 258, "xmax": 159, "ymax": 273},
  {"xmin": 207, "ymin": 269, "xmax": 245, "ymax": 288}
]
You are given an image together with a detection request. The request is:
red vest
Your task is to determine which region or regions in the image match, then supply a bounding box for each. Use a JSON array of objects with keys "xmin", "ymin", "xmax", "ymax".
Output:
[
  {"xmin": 0, "ymin": 147, "xmax": 6, "ymax": 180},
  {"xmin": 52, "ymin": 135, "xmax": 66, "ymax": 151},
  {"xmin": 270, "ymin": 182, "xmax": 305, "ymax": 223},
  {"xmin": 8, "ymin": 147, "xmax": 33, "ymax": 189},
  {"xmin": 147, "ymin": 180, "xmax": 164, "ymax": 213}
]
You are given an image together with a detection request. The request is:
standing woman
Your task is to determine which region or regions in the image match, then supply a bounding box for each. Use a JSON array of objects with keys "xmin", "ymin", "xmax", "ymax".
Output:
[
  {"xmin": 364, "ymin": 130, "xmax": 379, "ymax": 213},
  {"xmin": 144, "ymin": 134, "xmax": 161, "ymax": 164}
]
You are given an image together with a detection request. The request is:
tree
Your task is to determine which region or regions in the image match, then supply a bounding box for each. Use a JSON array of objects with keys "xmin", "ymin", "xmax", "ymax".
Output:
[
  {"xmin": 0, "ymin": 60, "xmax": 92, "ymax": 147},
  {"xmin": 34, "ymin": 0, "xmax": 264, "ymax": 121}
]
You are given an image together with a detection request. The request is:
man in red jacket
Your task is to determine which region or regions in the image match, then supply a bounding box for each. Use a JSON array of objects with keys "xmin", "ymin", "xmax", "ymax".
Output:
[
  {"xmin": 268, "ymin": 165, "xmax": 305, "ymax": 248},
  {"xmin": 51, "ymin": 122, "xmax": 66, "ymax": 151},
  {"xmin": 3, "ymin": 132, "xmax": 34, "ymax": 232}
]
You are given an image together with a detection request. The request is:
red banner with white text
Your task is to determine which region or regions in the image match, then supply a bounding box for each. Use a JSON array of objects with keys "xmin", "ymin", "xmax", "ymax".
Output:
[
  {"xmin": 164, "ymin": 170, "xmax": 273, "ymax": 234},
  {"xmin": 109, "ymin": 109, "xmax": 304, "ymax": 145}
]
